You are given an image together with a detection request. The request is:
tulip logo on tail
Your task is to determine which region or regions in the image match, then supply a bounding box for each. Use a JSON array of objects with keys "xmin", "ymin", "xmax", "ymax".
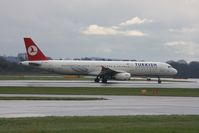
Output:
[{"xmin": 28, "ymin": 45, "xmax": 38, "ymax": 56}]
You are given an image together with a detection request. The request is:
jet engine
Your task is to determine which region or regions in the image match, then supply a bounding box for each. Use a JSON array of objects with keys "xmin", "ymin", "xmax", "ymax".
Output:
[{"xmin": 113, "ymin": 72, "xmax": 131, "ymax": 80}]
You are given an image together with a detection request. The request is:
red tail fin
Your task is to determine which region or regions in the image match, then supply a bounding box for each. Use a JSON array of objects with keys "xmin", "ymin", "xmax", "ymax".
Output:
[{"xmin": 24, "ymin": 38, "xmax": 48, "ymax": 61}]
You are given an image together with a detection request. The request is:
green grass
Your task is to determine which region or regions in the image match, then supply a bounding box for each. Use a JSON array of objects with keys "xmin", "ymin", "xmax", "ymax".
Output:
[
  {"xmin": 0, "ymin": 87, "xmax": 199, "ymax": 97},
  {"xmin": 0, "ymin": 96, "xmax": 106, "ymax": 101},
  {"xmin": 0, "ymin": 115, "xmax": 199, "ymax": 133}
]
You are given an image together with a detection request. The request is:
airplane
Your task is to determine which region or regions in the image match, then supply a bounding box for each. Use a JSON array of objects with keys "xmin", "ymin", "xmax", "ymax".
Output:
[{"xmin": 21, "ymin": 38, "xmax": 177, "ymax": 84}]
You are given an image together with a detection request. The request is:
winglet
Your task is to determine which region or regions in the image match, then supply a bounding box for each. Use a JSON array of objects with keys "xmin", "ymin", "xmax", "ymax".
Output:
[{"xmin": 24, "ymin": 38, "xmax": 48, "ymax": 61}]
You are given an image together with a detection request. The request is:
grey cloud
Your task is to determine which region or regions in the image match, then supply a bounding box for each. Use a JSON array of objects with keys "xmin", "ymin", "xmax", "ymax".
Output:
[{"xmin": 0, "ymin": 0, "xmax": 199, "ymax": 61}]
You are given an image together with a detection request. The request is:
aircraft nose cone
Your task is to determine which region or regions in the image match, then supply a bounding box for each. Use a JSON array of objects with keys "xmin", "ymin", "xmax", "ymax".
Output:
[{"xmin": 173, "ymin": 68, "xmax": 178, "ymax": 75}]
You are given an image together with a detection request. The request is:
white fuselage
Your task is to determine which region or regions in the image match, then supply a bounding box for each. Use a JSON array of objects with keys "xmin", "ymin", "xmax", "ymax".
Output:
[{"xmin": 21, "ymin": 60, "xmax": 177, "ymax": 77}]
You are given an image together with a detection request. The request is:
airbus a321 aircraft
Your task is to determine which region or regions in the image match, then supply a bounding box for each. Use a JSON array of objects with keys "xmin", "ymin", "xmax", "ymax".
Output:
[{"xmin": 21, "ymin": 38, "xmax": 177, "ymax": 84}]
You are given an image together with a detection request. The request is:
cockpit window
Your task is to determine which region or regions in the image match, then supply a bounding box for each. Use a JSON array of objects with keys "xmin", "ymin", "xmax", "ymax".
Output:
[{"xmin": 168, "ymin": 66, "xmax": 172, "ymax": 68}]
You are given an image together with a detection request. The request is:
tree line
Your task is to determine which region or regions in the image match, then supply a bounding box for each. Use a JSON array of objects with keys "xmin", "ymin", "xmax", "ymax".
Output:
[
  {"xmin": 167, "ymin": 60, "xmax": 199, "ymax": 78},
  {"xmin": 0, "ymin": 57, "xmax": 52, "ymax": 75}
]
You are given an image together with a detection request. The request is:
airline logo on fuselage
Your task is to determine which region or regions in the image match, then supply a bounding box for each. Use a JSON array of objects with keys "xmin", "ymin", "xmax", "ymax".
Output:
[
  {"xmin": 28, "ymin": 45, "xmax": 38, "ymax": 56},
  {"xmin": 135, "ymin": 63, "xmax": 157, "ymax": 67}
]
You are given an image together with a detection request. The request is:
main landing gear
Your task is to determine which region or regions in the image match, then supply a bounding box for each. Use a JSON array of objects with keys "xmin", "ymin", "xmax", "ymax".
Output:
[
  {"xmin": 94, "ymin": 77, "xmax": 107, "ymax": 83},
  {"xmin": 101, "ymin": 78, "xmax": 107, "ymax": 83},
  {"xmin": 94, "ymin": 77, "xmax": 100, "ymax": 83}
]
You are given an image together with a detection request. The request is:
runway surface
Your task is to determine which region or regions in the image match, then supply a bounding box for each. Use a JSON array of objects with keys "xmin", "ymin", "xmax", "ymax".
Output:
[
  {"xmin": 0, "ymin": 94, "xmax": 199, "ymax": 118},
  {"xmin": 0, "ymin": 79, "xmax": 198, "ymax": 88}
]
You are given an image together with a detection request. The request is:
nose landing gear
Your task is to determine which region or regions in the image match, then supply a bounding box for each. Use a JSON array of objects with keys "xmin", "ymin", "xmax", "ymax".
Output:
[{"xmin": 158, "ymin": 76, "xmax": 162, "ymax": 84}]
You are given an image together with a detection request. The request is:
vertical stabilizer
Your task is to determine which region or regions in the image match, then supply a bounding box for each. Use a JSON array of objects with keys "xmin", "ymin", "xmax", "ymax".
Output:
[{"xmin": 24, "ymin": 38, "xmax": 48, "ymax": 61}]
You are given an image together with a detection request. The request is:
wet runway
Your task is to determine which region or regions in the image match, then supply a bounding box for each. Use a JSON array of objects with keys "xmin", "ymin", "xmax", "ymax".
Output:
[
  {"xmin": 0, "ymin": 79, "xmax": 198, "ymax": 88},
  {"xmin": 0, "ymin": 94, "xmax": 199, "ymax": 118},
  {"xmin": 0, "ymin": 79, "xmax": 198, "ymax": 117}
]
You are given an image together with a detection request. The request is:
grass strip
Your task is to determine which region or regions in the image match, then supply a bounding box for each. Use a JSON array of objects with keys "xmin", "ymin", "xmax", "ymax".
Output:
[
  {"xmin": 0, "ymin": 96, "xmax": 106, "ymax": 101},
  {"xmin": 0, "ymin": 87, "xmax": 199, "ymax": 97},
  {"xmin": 0, "ymin": 115, "xmax": 199, "ymax": 133}
]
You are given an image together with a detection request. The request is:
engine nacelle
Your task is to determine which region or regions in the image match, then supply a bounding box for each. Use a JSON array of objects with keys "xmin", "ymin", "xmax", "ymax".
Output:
[{"xmin": 113, "ymin": 72, "xmax": 131, "ymax": 80}]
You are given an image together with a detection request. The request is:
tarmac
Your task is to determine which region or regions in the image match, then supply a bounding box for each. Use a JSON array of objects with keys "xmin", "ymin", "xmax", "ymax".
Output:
[
  {"xmin": 0, "ymin": 94, "xmax": 199, "ymax": 118},
  {"xmin": 0, "ymin": 79, "xmax": 198, "ymax": 118},
  {"xmin": 0, "ymin": 79, "xmax": 198, "ymax": 88}
]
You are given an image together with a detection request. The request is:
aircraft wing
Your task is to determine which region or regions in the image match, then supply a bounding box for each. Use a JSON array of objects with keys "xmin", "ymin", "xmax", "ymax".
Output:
[{"xmin": 98, "ymin": 66, "xmax": 119, "ymax": 79}]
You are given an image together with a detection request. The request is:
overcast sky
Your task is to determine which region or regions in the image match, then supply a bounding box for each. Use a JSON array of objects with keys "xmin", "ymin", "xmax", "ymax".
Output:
[{"xmin": 0, "ymin": 0, "xmax": 199, "ymax": 62}]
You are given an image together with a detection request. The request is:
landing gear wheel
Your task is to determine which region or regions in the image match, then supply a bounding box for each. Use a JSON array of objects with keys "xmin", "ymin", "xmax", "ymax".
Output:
[
  {"xmin": 158, "ymin": 76, "xmax": 162, "ymax": 84},
  {"xmin": 94, "ymin": 78, "xmax": 100, "ymax": 83},
  {"xmin": 101, "ymin": 78, "xmax": 107, "ymax": 83}
]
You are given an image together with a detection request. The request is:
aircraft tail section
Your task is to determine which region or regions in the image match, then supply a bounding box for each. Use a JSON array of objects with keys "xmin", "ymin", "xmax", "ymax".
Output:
[{"xmin": 24, "ymin": 38, "xmax": 48, "ymax": 61}]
